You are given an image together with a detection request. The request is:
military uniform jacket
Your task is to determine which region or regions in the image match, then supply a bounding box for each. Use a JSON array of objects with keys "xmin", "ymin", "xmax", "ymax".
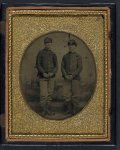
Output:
[
  {"xmin": 61, "ymin": 51, "xmax": 82, "ymax": 80},
  {"xmin": 36, "ymin": 48, "xmax": 58, "ymax": 78}
]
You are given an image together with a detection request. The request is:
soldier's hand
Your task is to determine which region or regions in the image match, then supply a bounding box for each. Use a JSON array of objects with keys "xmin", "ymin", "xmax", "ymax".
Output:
[
  {"xmin": 66, "ymin": 75, "xmax": 73, "ymax": 80},
  {"xmin": 65, "ymin": 75, "xmax": 70, "ymax": 80},
  {"xmin": 43, "ymin": 73, "xmax": 49, "ymax": 78},
  {"xmin": 68, "ymin": 75, "xmax": 73, "ymax": 79},
  {"xmin": 48, "ymin": 72, "xmax": 54, "ymax": 77}
]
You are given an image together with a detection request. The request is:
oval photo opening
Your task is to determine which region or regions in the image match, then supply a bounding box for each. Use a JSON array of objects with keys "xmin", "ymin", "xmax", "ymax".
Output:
[{"xmin": 20, "ymin": 31, "xmax": 96, "ymax": 120}]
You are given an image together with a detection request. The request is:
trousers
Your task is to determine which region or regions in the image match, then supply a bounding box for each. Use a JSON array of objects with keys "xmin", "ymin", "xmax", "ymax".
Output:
[
  {"xmin": 39, "ymin": 78, "xmax": 55, "ymax": 106},
  {"xmin": 62, "ymin": 79, "xmax": 80, "ymax": 113},
  {"xmin": 62, "ymin": 79, "xmax": 80, "ymax": 102}
]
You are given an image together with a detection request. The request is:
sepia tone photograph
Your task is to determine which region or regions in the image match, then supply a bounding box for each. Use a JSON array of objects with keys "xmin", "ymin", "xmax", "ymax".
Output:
[{"xmin": 19, "ymin": 31, "xmax": 96, "ymax": 120}]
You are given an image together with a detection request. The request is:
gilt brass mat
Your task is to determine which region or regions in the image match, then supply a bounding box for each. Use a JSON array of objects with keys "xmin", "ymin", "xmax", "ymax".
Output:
[{"xmin": 5, "ymin": 7, "xmax": 111, "ymax": 142}]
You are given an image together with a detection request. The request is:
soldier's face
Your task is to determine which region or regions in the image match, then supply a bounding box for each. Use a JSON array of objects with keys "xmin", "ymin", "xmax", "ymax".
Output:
[
  {"xmin": 68, "ymin": 45, "xmax": 76, "ymax": 52},
  {"xmin": 45, "ymin": 42, "xmax": 52, "ymax": 49}
]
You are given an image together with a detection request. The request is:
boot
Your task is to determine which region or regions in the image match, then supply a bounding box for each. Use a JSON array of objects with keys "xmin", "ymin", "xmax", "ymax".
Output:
[{"xmin": 64, "ymin": 101, "xmax": 73, "ymax": 115}]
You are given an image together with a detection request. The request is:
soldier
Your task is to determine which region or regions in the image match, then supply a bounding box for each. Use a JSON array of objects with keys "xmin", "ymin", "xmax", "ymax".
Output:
[
  {"xmin": 36, "ymin": 37, "xmax": 58, "ymax": 115},
  {"xmin": 61, "ymin": 39, "xmax": 82, "ymax": 114}
]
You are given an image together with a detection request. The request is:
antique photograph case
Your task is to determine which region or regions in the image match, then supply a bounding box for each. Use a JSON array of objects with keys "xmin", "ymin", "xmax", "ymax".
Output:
[
  {"xmin": 0, "ymin": 0, "xmax": 118, "ymax": 148},
  {"xmin": 5, "ymin": 6, "xmax": 111, "ymax": 142}
]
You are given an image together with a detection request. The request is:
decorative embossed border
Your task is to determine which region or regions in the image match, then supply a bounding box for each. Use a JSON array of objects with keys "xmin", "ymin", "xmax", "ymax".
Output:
[{"xmin": 5, "ymin": 7, "xmax": 111, "ymax": 142}]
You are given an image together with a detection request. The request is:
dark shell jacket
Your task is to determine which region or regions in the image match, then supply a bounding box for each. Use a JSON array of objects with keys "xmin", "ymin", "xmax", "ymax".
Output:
[
  {"xmin": 36, "ymin": 48, "xmax": 58, "ymax": 78},
  {"xmin": 61, "ymin": 51, "xmax": 82, "ymax": 80}
]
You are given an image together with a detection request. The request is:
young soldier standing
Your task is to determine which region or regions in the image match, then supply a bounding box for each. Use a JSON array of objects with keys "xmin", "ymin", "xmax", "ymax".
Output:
[
  {"xmin": 61, "ymin": 39, "xmax": 82, "ymax": 114},
  {"xmin": 36, "ymin": 37, "xmax": 58, "ymax": 115}
]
